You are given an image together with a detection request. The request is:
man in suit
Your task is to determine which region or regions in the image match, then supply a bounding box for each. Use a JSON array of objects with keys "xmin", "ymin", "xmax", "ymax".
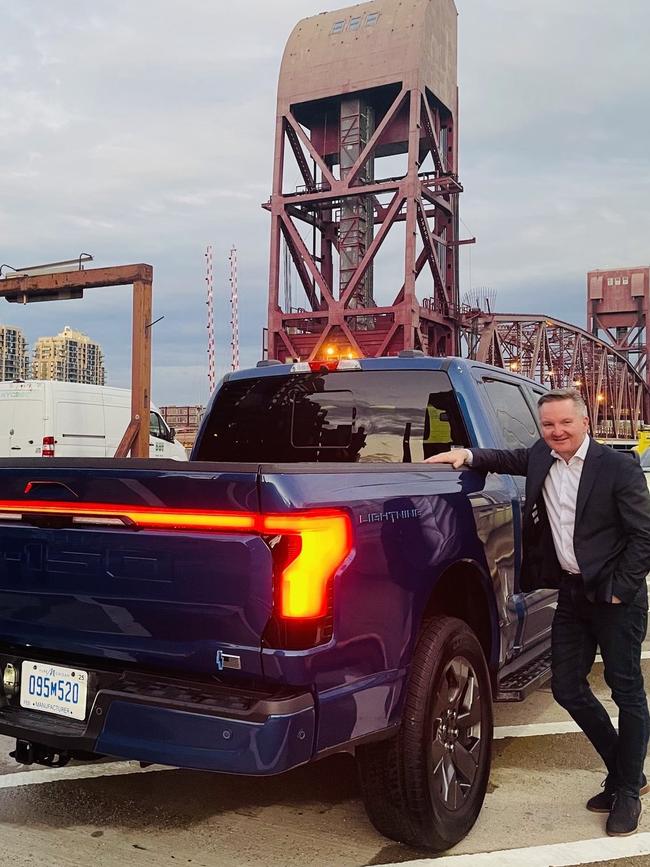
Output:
[{"xmin": 427, "ymin": 388, "xmax": 650, "ymax": 835}]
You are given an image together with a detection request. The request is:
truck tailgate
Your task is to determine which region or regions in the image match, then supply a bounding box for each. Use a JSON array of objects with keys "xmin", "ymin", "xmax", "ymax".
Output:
[{"xmin": 0, "ymin": 460, "xmax": 271, "ymax": 676}]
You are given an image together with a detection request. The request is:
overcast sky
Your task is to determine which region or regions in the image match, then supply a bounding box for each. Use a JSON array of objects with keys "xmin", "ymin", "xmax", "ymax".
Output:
[{"xmin": 2, "ymin": 0, "xmax": 648, "ymax": 405}]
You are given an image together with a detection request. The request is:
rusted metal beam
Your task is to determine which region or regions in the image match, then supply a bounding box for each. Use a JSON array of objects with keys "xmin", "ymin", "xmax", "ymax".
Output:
[
  {"xmin": 114, "ymin": 418, "xmax": 141, "ymax": 459},
  {"xmin": 280, "ymin": 179, "xmax": 401, "ymax": 209},
  {"xmin": 131, "ymin": 279, "xmax": 152, "ymax": 458},
  {"xmin": 0, "ymin": 264, "xmax": 152, "ymax": 298},
  {"xmin": 345, "ymin": 87, "xmax": 408, "ymax": 186}
]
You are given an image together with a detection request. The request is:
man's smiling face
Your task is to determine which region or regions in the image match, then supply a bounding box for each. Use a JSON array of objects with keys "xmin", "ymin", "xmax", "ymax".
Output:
[{"xmin": 539, "ymin": 398, "xmax": 589, "ymax": 461}]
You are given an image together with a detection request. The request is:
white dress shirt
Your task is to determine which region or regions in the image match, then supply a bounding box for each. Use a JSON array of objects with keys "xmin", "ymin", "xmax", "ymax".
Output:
[
  {"xmin": 464, "ymin": 434, "xmax": 590, "ymax": 574},
  {"xmin": 543, "ymin": 434, "xmax": 590, "ymax": 574}
]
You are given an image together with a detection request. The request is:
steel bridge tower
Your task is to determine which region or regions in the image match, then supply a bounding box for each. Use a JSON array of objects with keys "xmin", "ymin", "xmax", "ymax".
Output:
[
  {"xmin": 588, "ymin": 266, "xmax": 650, "ymax": 418},
  {"xmin": 265, "ymin": 0, "xmax": 463, "ymax": 362}
]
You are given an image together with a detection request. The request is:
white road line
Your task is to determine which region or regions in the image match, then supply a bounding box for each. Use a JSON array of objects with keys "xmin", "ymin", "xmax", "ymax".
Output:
[
  {"xmin": 386, "ymin": 833, "xmax": 650, "ymax": 867},
  {"xmin": 495, "ymin": 717, "xmax": 616, "ymax": 739},
  {"xmin": 0, "ymin": 759, "xmax": 176, "ymax": 789}
]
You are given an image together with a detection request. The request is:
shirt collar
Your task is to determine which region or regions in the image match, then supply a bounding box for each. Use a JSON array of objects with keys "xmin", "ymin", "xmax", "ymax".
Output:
[{"xmin": 551, "ymin": 433, "xmax": 590, "ymax": 464}]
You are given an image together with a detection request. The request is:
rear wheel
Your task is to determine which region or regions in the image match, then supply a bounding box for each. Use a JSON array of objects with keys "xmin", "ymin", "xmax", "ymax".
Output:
[{"xmin": 357, "ymin": 615, "xmax": 493, "ymax": 850}]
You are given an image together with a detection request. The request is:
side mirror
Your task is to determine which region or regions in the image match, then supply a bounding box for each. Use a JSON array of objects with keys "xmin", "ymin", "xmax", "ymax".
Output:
[{"xmin": 169, "ymin": 427, "xmax": 176, "ymax": 441}]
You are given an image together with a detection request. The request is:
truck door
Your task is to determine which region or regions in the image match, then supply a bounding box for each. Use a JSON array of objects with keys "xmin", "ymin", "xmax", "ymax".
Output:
[{"xmin": 481, "ymin": 376, "xmax": 556, "ymax": 654}]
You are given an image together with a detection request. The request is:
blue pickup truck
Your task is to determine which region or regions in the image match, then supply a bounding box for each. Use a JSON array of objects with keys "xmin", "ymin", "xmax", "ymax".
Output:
[{"xmin": 0, "ymin": 354, "xmax": 555, "ymax": 850}]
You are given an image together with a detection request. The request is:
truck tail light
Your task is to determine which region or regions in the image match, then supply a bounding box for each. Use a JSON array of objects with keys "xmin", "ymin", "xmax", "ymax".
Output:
[
  {"xmin": 0, "ymin": 500, "xmax": 353, "ymax": 635},
  {"xmin": 42, "ymin": 436, "xmax": 55, "ymax": 458},
  {"xmin": 262, "ymin": 511, "xmax": 352, "ymax": 619}
]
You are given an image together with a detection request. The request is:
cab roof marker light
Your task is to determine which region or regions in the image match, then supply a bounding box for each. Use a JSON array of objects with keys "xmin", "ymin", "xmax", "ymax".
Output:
[
  {"xmin": 308, "ymin": 360, "xmax": 339, "ymax": 372},
  {"xmin": 291, "ymin": 358, "xmax": 362, "ymax": 374}
]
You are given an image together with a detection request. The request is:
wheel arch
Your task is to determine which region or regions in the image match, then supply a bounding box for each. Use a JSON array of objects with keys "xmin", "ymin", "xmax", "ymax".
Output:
[{"xmin": 420, "ymin": 560, "xmax": 499, "ymax": 690}]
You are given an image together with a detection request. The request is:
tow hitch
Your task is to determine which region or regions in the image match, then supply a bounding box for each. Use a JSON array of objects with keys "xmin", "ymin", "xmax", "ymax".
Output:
[{"xmin": 10, "ymin": 739, "xmax": 70, "ymax": 767}]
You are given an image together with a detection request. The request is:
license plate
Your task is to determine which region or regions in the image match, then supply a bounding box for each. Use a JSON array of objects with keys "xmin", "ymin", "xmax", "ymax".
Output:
[{"xmin": 20, "ymin": 661, "xmax": 88, "ymax": 721}]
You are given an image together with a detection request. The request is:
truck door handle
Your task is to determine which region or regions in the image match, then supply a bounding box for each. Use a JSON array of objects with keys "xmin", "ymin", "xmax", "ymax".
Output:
[{"xmin": 10, "ymin": 447, "xmax": 21, "ymax": 451}]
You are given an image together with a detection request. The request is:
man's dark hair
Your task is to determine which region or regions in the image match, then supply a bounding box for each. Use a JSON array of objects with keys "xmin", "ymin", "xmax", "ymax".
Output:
[{"xmin": 537, "ymin": 388, "xmax": 588, "ymax": 417}]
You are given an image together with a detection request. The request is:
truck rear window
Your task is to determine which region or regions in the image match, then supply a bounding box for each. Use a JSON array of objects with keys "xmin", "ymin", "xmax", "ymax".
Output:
[{"xmin": 195, "ymin": 370, "xmax": 470, "ymax": 463}]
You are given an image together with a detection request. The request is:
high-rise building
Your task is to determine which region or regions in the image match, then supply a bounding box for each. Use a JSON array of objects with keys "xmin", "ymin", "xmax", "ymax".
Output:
[
  {"xmin": 0, "ymin": 324, "xmax": 29, "ymax": 381},
  {"xmin": 32, "ymin": 325, "xmax": 105, "ymax": 385}
]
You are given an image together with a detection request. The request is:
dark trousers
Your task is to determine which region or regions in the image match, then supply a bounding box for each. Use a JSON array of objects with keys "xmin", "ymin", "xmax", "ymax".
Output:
[{"xmin": 551, "ymin": 580, "xmax": 650, "ymax": 798}]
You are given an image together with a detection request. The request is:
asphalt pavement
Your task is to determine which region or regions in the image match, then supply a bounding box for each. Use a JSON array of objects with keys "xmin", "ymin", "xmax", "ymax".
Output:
[{"xmin": 1, "ymin": 645, "xmax": 650, "ymax": 866}]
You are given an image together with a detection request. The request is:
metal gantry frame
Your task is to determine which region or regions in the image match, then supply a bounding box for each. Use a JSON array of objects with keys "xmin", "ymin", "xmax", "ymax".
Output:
[{"xmin": 0, "ymin": 264, "xmax": 153, "ymax": 457}]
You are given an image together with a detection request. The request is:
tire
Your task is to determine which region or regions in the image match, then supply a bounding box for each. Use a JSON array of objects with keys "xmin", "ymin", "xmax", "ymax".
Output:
[{"xmin": 356, "ymin": 615, "xmax": 493, "ymax": 851}]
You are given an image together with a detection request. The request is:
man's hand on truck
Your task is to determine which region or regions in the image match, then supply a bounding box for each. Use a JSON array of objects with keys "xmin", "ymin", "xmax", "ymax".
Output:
[{"xmin": 425, "ymin": 448, "xmax": 471, "ymax": 469}]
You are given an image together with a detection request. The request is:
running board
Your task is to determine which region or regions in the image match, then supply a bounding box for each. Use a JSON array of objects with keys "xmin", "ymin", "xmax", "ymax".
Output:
[{"xmin": 496, "ymin": 650, "xmax": 552, "ymax": 702}]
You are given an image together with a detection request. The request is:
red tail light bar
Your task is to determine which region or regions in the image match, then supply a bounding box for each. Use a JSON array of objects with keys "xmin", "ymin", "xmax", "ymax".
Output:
[{"xmin": 0, "ymin": 500, "xmax": 353, "ymax": 620}]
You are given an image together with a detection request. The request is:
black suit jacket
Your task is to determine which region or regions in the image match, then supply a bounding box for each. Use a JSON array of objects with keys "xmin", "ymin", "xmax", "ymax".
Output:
[{"xmin": 470, "ymin": 438, "xmax": 650, "ymax": 604}]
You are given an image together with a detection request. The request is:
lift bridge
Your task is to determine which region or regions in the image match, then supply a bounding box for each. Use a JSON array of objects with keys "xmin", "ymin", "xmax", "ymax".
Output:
[{"xmin": 263, "ymin": 0, "xmax": 649, "ymax": 437}]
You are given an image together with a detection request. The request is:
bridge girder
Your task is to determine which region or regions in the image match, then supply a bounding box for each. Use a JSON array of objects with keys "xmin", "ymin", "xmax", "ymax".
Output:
[{"xmin": 460, "ymin": 312, "xmax": 649, "ymax": 437}]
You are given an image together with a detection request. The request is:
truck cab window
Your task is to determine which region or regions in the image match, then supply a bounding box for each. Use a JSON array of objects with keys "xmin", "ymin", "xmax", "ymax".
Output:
[
  {"xmin": 196, "ymin": 370, "xmax": 470, "ymax": 463},
  {"xmin": 483, "ymin": 378, "xmax": 540, "ymax": 449},
  {"xmin": 423, "ymin": 391, "xmax": 467, "ymax": 458},
  {"xmin": 291, "ymin": 390, "xmax": 354, "ymax": 450}
]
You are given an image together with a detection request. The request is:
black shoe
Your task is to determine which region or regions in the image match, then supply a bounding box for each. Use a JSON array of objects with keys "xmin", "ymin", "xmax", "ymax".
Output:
[
  {"xmin": 606, "ymin": 793, "xmax": 643, "ymax": 836},
  {"xmin": 587, "ymin": 774, "xmax": 649, "ymax": 813}
]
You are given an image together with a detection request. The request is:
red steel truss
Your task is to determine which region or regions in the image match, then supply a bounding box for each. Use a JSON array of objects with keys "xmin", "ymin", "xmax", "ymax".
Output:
[
  {"xmin": 461, "ymin": 312, "xmax": 648, "ymax": 437},
  {"xmin": 265, "ymin": 0, "xmax": 467, "ymax": 362}
]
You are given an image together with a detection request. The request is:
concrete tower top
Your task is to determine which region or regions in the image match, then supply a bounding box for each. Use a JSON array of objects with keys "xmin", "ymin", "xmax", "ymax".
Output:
[{"xmin": 278, "ymin": 0, "xmax": 458, "ymax": 115}]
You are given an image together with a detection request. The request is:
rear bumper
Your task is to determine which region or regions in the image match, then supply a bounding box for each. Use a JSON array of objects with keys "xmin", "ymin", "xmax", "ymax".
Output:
[{"xmin": 0, "ymin": 667, "xmax": 315, "ymax": 775}]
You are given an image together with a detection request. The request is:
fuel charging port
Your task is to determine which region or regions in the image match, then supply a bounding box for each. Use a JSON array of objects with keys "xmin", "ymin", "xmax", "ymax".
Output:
[{"xmin": 2, "ymin": 662, "xmax": 20, "ymax": 699}]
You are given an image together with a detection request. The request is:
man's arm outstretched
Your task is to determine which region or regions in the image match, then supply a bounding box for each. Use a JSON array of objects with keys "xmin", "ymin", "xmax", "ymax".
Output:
[{"xmin": 425, "ymin": 447, "xmax": 530, "ymax": 476}]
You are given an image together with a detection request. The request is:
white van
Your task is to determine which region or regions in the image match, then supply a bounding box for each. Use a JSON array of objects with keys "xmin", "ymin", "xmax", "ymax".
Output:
[{"xmin": 0, "ymin": 381, "xmax": 188, "ymax": 460}]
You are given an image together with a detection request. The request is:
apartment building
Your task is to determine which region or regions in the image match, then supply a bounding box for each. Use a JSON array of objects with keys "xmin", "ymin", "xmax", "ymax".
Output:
[
  {"xmin": 32, "ymin": 325, "xmax": 105, "ymax": 385},
  {"xmin": 0, "ymin": 324, "xmax": 29, "ymax": 381}
]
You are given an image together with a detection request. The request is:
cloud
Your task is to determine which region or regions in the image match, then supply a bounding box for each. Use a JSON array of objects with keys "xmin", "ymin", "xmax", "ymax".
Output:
[{"xmin": 1, "ymin": 0, "xmax": 648, "ymax": 403}]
